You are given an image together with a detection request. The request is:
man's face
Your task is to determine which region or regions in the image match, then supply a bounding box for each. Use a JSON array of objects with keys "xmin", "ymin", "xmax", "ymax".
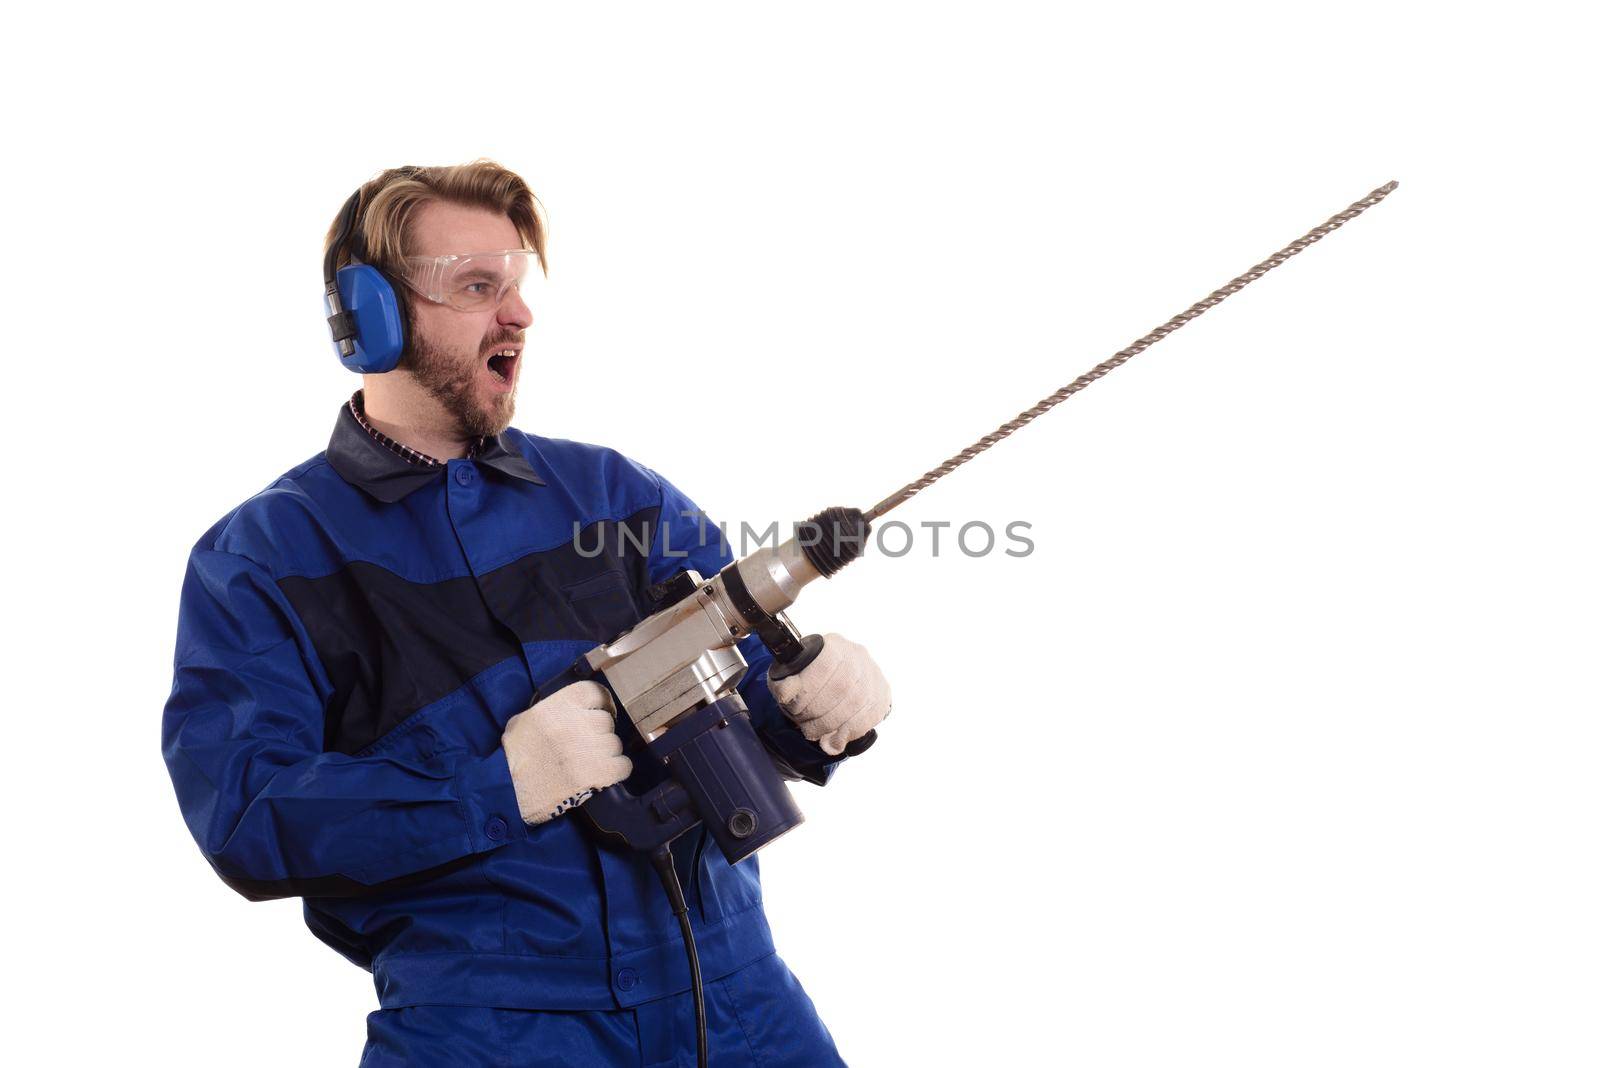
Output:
[{"xmin": 398, "ymin": 200, "xmax": 534, "ymax": 437}]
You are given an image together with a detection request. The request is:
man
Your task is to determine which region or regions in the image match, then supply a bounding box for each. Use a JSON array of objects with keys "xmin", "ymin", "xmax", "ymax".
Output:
[{"xmin": 161, "ymin": 160, "xmax": 891, "ymax": 1065}]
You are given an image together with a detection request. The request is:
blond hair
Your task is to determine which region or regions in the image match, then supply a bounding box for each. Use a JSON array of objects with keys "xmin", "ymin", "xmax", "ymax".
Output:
[{"xmin": 324, "ymin": 159, "xmax": 548, "ymax": 278}]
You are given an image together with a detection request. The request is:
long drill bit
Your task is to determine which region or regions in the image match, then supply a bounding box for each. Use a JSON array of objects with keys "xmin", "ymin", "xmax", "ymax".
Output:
[{"xmin": 862, "ymin": 180, "xmax": 1400, "ymax": 522}]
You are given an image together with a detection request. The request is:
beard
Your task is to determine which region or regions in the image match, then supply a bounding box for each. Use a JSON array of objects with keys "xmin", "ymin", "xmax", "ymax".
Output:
[{"xmin": 398, "ymin": 311, "xmax": 517, "ymax": 438}]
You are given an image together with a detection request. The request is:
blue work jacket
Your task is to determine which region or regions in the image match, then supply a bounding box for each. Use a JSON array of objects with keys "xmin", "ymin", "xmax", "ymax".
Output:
[{"xmin": 161, "ymin": 400, "xmax": 854, "ymax": 1010}]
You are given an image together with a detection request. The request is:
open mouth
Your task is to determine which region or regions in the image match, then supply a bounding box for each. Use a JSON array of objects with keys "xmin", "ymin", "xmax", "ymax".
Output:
[{"xmin": 486, "ymin": 348, "xmax": 519, "ymax": 385}]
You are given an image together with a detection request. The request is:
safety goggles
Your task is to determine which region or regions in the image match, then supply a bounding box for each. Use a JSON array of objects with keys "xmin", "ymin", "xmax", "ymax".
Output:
[{"xmin": 399, "ymin": 249, "xmax": 544, "ymax": 312}]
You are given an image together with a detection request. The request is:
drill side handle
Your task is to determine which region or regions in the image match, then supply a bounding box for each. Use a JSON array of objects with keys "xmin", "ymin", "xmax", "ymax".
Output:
[{"xmin": 764, "ymin": 632, "xmax": 879, "ymax": 759}]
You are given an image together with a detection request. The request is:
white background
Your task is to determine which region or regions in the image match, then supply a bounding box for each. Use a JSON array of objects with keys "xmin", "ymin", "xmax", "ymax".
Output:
[{"xmin": 3, "ymin": 2, "xmax": 1596, "ymax": 1065}]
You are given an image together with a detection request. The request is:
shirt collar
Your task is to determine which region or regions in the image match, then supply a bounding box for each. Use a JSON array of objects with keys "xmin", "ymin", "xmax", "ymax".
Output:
[{"xmin": 327, "ymin": 391, "xmax": 547, "ymax": 503}]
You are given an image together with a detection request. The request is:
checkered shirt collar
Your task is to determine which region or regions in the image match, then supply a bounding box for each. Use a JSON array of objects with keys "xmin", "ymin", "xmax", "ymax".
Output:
[{"xmin": 347, "ymin": 390, "xmax": 487, "ymax": 466}]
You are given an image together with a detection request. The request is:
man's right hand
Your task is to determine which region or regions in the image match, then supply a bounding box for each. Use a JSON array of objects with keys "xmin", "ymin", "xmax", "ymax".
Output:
[{"xmin": 503, "ymin": 681, "xmax": 633, "ymax": 825}]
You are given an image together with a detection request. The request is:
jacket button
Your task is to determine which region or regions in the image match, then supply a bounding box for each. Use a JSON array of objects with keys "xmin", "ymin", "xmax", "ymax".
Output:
[
  {"xmin": 485, "ymin": 817, "xmax": 508, "ymax": 841},
  {"xmin": 454, "ymin": 466, "xmax": 476, "ymax": 486},
  {"xmin": 616, "ymin": 968, "xmax": 638, "ymax": 991}
]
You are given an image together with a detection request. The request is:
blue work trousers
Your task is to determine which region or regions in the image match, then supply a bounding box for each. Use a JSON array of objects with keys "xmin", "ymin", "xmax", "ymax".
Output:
[{"xmin": 359, "ymin": 952, "xmax": 847, "ymax": 1066}]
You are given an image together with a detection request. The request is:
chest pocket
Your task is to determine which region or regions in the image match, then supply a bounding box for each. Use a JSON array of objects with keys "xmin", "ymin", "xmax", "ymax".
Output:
[
  {"xmin": 477, "ymin": 528, "xmax": 652, "ymax": 646},
  {"xmin": 561, "ymin": 569, "xmax": 642, "ymax": 642}
]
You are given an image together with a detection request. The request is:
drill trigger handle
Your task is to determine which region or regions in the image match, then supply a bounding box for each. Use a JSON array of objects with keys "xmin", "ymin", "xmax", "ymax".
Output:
[
  {"xmin": 538, "ymin": 656, "xmax": 704, "ymax": 854},
  {"xmin": 581, "ymin": 777, "xmax": 700, "ymax": 855}
]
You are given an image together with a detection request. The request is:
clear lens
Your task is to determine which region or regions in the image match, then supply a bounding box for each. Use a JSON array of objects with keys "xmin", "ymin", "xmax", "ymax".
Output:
[{"xmin": 402, "ymin": 250, "xmax": 544, "ymax": 312}]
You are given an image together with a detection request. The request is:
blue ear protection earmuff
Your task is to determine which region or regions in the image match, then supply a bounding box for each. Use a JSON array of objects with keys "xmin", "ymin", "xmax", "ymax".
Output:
[{"xmin": 323, "ymin": 178, "xmax": 411, "ymax": 374}]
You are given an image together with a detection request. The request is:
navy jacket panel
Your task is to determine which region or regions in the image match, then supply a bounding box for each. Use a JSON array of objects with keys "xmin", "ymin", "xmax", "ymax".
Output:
[{"xmin": 162, "ymin": 405, "xmax": 850, "ymax": 1009}]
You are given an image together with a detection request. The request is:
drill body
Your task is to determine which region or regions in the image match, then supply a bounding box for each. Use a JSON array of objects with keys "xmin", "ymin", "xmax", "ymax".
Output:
[{"xmin": 537, "ymin": 510, "xmax": 873, "ymax": 864}]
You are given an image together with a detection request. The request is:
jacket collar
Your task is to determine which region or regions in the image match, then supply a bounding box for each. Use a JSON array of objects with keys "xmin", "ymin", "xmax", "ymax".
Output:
[{"xmin": 326, "ymin": 400, "xmax": 546, "ymax": 504}]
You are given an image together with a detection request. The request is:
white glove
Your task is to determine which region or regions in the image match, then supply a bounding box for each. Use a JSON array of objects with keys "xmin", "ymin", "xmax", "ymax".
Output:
[
  {"xmin": 768, "ymin": 632, "xmax": 892, "ymax": 757},
  {"xmin": 502, "ymin": 681, "xmax": 633, "ymax": 825}
]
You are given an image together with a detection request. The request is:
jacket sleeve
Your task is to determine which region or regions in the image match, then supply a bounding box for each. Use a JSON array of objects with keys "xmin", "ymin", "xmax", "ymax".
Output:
[
  {"xmin": 642, "ymin": 468, "xmax": 854, "ymax": 787},
  {"xmin": 161, "ymin": 547, "xmax": 527, "ymax": 902}
]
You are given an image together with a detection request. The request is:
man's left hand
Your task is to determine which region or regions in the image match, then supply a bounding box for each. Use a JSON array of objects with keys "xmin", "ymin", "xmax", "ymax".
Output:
[{"xmin": 768, "ymin": 632, "xmax": 891, "ymax": 757}]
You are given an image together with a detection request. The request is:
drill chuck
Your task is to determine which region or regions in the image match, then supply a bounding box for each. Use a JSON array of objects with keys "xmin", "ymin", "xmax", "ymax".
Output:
[{"xmin": 795, "ymin": 507, "xmax": 872, "ymax": 577}]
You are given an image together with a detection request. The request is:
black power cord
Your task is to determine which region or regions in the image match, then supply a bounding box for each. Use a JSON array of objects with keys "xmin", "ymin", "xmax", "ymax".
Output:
[{"xmin": 649, "ymin": 844, "xmax": 707, "ymax": 1068}]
